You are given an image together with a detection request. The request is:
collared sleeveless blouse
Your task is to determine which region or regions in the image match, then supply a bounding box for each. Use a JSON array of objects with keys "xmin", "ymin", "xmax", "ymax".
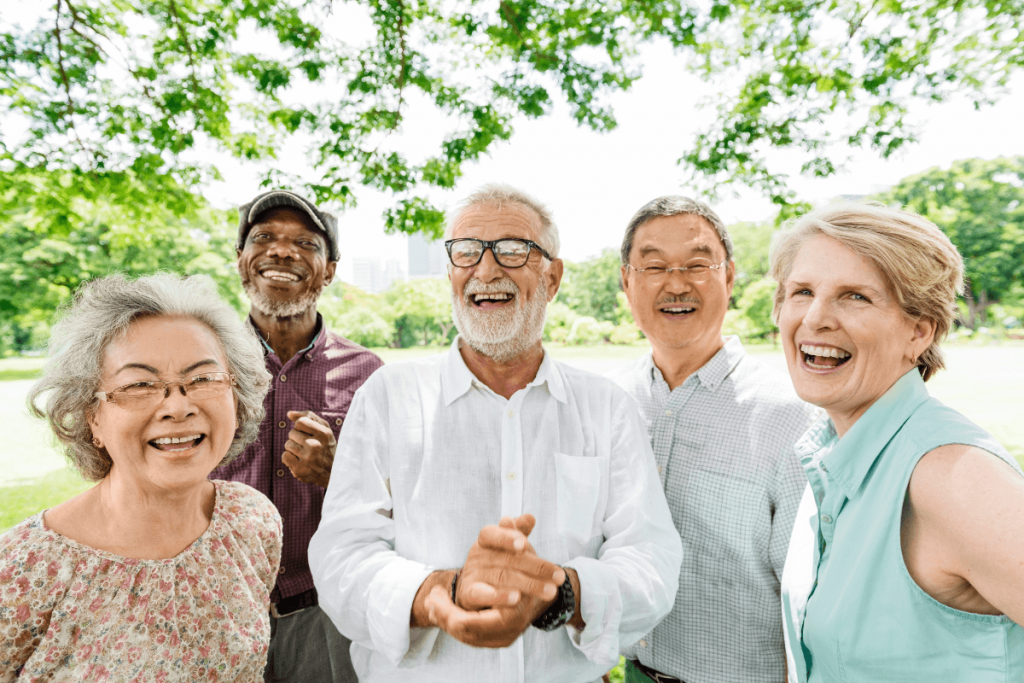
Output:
[{"xmin": 781, "ymin": 369, "xmax": 1024, "ymax": 683}]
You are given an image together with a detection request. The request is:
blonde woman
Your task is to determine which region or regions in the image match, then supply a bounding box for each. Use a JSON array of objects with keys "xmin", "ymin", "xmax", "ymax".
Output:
[{"xmin": 772, "ymin": 204, "xmax": 1024, "ymax": 682}]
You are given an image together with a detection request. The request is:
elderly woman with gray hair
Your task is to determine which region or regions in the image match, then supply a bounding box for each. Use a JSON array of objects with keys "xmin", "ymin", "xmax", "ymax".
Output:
[
  {"xmin": 0, "ymin": 273, "xmax": 279, "ymax": 681},
  {"xmin": 773, "ymin": 204, "xmax": 1024, "ymax": 682}
]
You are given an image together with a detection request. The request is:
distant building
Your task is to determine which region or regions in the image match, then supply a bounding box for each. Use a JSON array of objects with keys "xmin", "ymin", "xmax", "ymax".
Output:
[
  {"xmin": 408, "ymin": 233, "xmax": 447, "ymax": 277},
  {"xmin": 383, "ymin": 259, "xmax": 404, "ymax": 290},
  {"xmin": 351, "ymin": 258, "xmax": 382, "ymax": 293},
  {"xmin": 351, "ymin": 257, "xmax": 406, "ymax": 293}
]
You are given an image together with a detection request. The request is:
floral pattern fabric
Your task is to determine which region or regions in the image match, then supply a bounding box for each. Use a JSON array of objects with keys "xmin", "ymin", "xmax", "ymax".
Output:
[{"xmin": 0, "ymin": 480, "xmax": 282, "ymax": 682}]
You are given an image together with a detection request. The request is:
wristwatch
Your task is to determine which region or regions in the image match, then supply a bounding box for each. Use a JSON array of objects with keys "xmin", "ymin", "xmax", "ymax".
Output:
[{"xmin": 531, "ymin": 569, "xmax": 575, "ymax": 631}]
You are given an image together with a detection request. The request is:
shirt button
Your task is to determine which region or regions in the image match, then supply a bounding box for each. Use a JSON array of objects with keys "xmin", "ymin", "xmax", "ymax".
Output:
[
  {"xmin": 306, "ymin": 354, "xmax": 313, "ymax": 360},
  {"xmin": 657, "ymin": 466, "xmax": 663, "ymax": 474},
  {"xmin": 507, "ymin": 409, "xmax": 514, "ymax": 418},
  {"xmin": 335, "ymin": 418, "xmax": 343, "ymax": 426},
  {"xmin": 821, "ymin": 514, "xmax": 833, "ymax": 524},
  {"xmin": 277, "ymin": 469, "xmax": 285, "ymax": 477},
  {"xmin": 278, "ymin": 421, "xmax": 287, "ymax": 429},
  {"xmin": 639, "ymin": 639, "xmax": 648, "ymax": 647},
  {"xmin": 820, "ymin": 463, "xmax": 828, "ymax": 472},
  {"xmin": 663, "ymin": 410, "xmax": 672, "ymax": 416},
  {"xmin": 280, "ymin": 374, "xmax": 287, "ymax": 382},
  {"xmin": 278, "ymin": 566, "xmax": 286, "ymax": 574},
  {"xmin": 507, "ymin": 472, "xmax": 516, "ymax": 480}
]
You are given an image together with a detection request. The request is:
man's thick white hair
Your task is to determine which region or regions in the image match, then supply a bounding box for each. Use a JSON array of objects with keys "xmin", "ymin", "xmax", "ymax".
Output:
[{"xmin": 444, "ymin": 183, "xmax": 561, "ymax": 258}]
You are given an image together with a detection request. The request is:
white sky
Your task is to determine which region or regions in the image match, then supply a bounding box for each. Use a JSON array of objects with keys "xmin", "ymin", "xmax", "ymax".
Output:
[{"xmin": 4, "ymin": 1, "xmax": 1023, "ymax": 283}]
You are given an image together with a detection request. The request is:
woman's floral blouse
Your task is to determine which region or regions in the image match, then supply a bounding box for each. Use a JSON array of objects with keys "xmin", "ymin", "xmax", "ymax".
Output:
[{"xmin": 0, "ymin": 480, "xmax": 282, "ymax": 682}]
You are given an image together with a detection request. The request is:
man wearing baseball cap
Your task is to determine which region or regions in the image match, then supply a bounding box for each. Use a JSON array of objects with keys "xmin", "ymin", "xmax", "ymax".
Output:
[{"xmin": 212, "ymin": 190, "xmax": 383, "ymax": 683}]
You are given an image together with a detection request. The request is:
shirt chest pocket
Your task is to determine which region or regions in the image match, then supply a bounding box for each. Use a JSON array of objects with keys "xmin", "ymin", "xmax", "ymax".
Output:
[{"xmin": 554, "ymin": 452, "xmax": 608, "ymax": 543}]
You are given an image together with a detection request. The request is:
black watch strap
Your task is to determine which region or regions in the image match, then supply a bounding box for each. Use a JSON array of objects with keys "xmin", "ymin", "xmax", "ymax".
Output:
[{"xmin": 532, "ymin": 570, "xmax": 575, "ymax": 632}]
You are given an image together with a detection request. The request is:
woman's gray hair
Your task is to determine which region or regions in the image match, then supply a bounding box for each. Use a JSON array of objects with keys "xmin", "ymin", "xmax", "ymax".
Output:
[
  {"xmin": 620, "ymin": 196, "xmax": 734, "ymax": 265},
  {"xmin": 444, "ymin": 183, "xmax": 561, "ymax": 258},
  {"xmin": 768, "ymin": 202, "xmax": 965, "ymax": 382},
  {"xmin": 28, "ymin": 273, "xmax": 272, "ymax": 481}
]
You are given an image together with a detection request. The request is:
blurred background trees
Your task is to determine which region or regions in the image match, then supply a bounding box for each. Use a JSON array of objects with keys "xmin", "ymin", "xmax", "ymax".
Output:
[{"xmin": 3, "ymin": 156, "xmax": 1023, "ymax": 353}]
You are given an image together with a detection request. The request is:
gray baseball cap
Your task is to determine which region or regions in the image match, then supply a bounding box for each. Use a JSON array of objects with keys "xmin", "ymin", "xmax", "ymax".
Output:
[{"xmin": 236, "ymin": 190, "xmax": 340, "ymax": 262}]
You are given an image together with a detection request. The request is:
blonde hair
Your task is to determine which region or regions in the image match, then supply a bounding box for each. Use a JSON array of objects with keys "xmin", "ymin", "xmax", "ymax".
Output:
[{"xmin": 769, "ymin": 203, "xmax": 965, "ymax": 381}]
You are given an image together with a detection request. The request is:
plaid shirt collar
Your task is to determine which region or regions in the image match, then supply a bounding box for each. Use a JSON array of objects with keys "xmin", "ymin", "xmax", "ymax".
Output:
[
  {"xmin": 249, "ymin": 313, "xmax": 325, "ymax": 360},
  {"xmin": 645, "ymin": 335, "xmax": 745, "ymax": 394}
]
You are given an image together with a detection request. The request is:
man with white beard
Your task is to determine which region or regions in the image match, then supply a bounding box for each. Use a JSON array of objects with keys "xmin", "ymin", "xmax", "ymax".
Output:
[
  {"xmin": 212, "ymin": 190, "xmax": 383, "ymax": 683},
  {"xmin": 309, "ymin": 184, "xmax": 683, "ymax": 683}
]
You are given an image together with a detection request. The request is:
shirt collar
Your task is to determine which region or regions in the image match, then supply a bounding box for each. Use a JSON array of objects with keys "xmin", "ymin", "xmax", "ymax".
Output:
[
  {"xmin": 821, "ymin": 368, "xmax": 932, "ymax": 499},
  {"xmin": 249, "ymin": 313, "xmax": 325, "ymax": 360},
  {"xmin": 646, "ymin": 335, "xmax": 745, "ymax": 392},
  {"xmin": 440, "ymin": 336, "xmax": 567, "ymax": 406}
]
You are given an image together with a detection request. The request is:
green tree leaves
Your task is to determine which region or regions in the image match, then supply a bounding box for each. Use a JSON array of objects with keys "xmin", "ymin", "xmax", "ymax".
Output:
[
  {"xmin": 7, "ymin": 0, "xmax": 1017, "ymax": 232},
  {"xmin": 875, "ymin": 156, "xmax": 1024, "ymax": 328},
  {"xmin": 0, "ymin": 163, "xmax": 243, "ymax": 354}
]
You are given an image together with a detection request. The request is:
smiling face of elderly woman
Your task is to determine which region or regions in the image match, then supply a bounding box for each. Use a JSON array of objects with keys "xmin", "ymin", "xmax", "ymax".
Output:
[
  {"xmin": 777, "ymin": 234, "xmax": 936, "ymax": 435},
  {"xmin": 88, "ymin": 316, "xmax": 239, "ymax": 493},
  {"xmin": 770, "ymin": 204, "xmax": 965, "ymax": 437},
  {"xmin": 29, "ymin": 273, "xmax": 271, "ymax": 484}
]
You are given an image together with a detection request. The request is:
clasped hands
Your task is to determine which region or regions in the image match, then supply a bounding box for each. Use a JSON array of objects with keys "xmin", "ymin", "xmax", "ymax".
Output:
[{"xmin": 411, "ymin": 513, "xmax": 574, "ymax": 648}]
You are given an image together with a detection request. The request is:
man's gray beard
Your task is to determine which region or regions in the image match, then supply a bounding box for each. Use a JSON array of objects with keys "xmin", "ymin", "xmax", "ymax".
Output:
[
  {"xmin": 452, "ymin": 277, "xmax": 548, "ymax": 364},
  {"xmin": 241, "ymin": 275, "xmax": 325, "ymax": 318}
]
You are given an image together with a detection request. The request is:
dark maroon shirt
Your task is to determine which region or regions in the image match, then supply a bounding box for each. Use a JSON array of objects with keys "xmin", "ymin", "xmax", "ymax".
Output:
[{"xmin": 212, "ymin": 316, "xmax": 383, "ymax": 600}]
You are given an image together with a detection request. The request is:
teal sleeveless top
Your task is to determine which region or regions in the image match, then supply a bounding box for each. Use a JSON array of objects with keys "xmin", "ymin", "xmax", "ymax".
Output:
[{"xmin": 781, "ymin": 369, "xmax": 1024, "ymax": 683}]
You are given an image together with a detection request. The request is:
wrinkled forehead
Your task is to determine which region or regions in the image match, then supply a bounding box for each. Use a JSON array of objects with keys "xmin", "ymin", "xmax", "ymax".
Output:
[{"xmin": 449, "ymin": 202, "xmax": 542, "ymax": 242}]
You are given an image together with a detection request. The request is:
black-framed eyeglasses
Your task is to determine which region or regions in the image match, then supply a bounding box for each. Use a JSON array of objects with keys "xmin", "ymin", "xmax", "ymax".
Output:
[
  {"xmin": 625, "ymin": 260, "xmax": 729, "ymax": 284},
  {"xmin": 444, "ymin": 238, "xmax": 553, "ymax": 268},
  {"xmin": 94, "ymin": 372, "xmax": 236, "ymax": 411}
]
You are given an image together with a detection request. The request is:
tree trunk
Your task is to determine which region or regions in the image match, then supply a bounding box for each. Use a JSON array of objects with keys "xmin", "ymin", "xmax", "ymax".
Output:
[{"xmin": 964, "ymin": 287, "xmax": 989, "ymax": 330}]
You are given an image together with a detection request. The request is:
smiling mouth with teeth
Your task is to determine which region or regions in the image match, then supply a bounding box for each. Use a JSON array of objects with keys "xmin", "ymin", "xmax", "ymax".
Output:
[
  {"xmin": 661, "ymin": 306, "xmax": 696, "ymax": 315},
  {"xmin": 471, "ymin": 292, "xmax": 514, "ymax": 306},
  {"xmin": 800, "ymin": 344, "xmax": 852, "ymax": 369},
  {"xmin": 149, "ymin": 434, "xmax": 205, "ymax": 452},
  {"xmin": 260, "ymin": 269, "xmax": 301, "ymax": 283}
]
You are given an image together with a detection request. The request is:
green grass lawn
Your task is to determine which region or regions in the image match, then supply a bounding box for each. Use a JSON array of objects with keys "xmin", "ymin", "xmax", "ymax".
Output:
[
  {"xmin": 0, "ymin": 467, "xmax": 93, "ymax": 530},
  {"xmin": 0, "ymin": 356, "xmax": 46, "ymax": 381}
]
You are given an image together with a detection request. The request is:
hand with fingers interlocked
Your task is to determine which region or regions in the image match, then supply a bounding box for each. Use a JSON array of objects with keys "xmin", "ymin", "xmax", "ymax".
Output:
[
  {"xmin": 410, "ymin": 514, "xmax": 582, "ymax": 649},
  {"xmin": 281, "ymin": 409, "xmax": 337, "ymax": 489}
]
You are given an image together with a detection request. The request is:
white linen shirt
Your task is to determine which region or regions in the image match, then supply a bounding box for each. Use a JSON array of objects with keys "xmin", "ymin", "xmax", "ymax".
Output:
[{"xmin": 309, "ymin": 339, "xmax": 682, "ymax": 683}]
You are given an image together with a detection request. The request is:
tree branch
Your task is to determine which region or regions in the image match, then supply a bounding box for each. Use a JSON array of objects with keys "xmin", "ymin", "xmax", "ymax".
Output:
[
  {"xmin": 393, "ymin": 0, "xmax": 407, "ymax": 131},
  {"xmin": 167, "ymin": 0, "xmax": 203, "ymax": 101},
  {"xmin": 52, "ymin": 0, "xmax": 91, "ymax": 155}
]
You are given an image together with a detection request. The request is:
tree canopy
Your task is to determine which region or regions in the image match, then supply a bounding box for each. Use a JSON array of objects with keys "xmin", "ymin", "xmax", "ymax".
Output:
[
  {"xmin": 0, "ymin": 165, "xmax": 241, "ymax": 353},
  {"xmin": 874, "ymin": 156, "xmax": 1024, "ymax": 328},
  {"xmin": 3, "ymin": 0, "xmax": 1021, "ymax": 231}
]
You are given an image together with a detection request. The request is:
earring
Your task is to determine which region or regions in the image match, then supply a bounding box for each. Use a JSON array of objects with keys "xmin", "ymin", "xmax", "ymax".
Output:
[{"xmin": 92, "ymin": 436, "xmax": 102, "ymax": 449}]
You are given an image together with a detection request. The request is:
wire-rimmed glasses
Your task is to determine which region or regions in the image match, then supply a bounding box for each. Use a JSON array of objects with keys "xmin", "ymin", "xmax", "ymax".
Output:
[
  {"xmin": 625, "ymin": 260, "xmax": 729, "ymax": 284},
  {"xmin": 444, "ymin": 238, "xmax": 553, "ymax": 268},
  {"xmin": 94, "ymin": 372, "xmax": 236, "ymax": 410}
]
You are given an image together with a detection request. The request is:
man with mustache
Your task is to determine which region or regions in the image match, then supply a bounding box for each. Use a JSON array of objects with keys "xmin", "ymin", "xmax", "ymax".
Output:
[
  {"xmin": 213, "ymin": 190, "xmax": 384, "ymax": 683},
  {"xmin": 309, "ymin": 184, "xmax": 682, "ymax": 683},
  {"xmin": 610, "ymin": 196, "xmax": 819, "ymax": 683}
]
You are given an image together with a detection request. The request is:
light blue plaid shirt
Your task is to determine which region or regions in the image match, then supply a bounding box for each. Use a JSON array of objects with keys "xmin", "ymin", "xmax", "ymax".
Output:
[{"xmin": 609, "ymin": 337, "xmax": 819, "ymax": 683}]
